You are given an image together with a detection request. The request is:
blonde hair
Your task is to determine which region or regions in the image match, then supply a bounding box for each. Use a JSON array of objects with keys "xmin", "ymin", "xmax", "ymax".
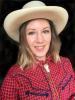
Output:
[{"xmin": 17, "ymin": 19, "xmax": 61, "ymax": 69}]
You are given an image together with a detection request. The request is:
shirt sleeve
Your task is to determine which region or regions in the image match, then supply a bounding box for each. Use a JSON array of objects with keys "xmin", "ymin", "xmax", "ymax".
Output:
[
  {"xmin": 64, "ymin": 58, "xmax": 75, "ymax": 99},
  {"xmin": 0, "ymin": 75, "xmax": 18, "ymax": 100},
  {"xmin": 63, "ymin": 57, "xmax": 74, "ymax": 75}
]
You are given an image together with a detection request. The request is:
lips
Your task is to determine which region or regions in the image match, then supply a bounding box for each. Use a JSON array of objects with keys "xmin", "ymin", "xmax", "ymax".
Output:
[{"xmin": 35, "ymin": 46, "xmax": 45, "ymax": 51}]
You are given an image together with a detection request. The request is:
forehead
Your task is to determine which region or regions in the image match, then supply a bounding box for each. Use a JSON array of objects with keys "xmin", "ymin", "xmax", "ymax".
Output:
[
  {"xmin": 26, "ymin": 18, "xmax": 50, "ymax": 29},
  {"xmin": 19, "ymin": 18, "xmax": 51, "ymax": 32}
]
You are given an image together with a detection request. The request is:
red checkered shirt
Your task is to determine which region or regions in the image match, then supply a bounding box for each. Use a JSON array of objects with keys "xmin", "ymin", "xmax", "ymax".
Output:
[{"xmin": 0, "ymin": 56, "xmax": 75, "ymax": 100}]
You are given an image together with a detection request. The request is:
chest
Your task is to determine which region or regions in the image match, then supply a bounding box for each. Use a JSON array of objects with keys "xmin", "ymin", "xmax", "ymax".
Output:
[{"xmin": 15, "ymin": 63, "xmax": 73, "ymax": 100}]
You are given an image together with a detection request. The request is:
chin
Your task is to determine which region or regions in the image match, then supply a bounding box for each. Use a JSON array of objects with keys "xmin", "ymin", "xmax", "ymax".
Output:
[{"xmin": 35, "ymin": 54, "xmax": 46, "ymax": 60}]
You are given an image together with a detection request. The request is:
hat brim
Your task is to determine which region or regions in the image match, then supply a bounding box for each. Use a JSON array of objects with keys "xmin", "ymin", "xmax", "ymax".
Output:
[{"xmin": 4, "ymin": 6, "xmax": 68, "ymax": 42}]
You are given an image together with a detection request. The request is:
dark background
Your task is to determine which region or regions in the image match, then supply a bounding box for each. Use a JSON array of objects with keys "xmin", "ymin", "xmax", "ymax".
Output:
[{"xmin": 0, "ymin": 0, "xmax": 75, "ymax": 83}]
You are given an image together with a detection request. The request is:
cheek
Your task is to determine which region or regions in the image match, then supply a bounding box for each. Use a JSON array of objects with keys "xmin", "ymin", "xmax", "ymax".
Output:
[
  {"xmin": 46, "ymin": 34, "xmax": 51, "ymax": 43},
  {"xmin": 26, "ymin": 36, "xmax": 35, "ymax": 46}
]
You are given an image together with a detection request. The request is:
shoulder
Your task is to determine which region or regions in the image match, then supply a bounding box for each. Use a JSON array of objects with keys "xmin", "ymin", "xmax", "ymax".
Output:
[
  {"xmin": 6, "ymin": 64, "xmax": 23, "ymax": 76},
  {"xmin": 1, "ymin": 64, "xmax": 25, "ymax": 89},
  {"xmin": 60, "ymin": 56, "xmax": 74, "ymax": 74},
  {"xmin": 0, "ymin": 65, "xmax": 22, "ymax": 99},
  {"xmin": 2, "ymin": 64, "xmax": 23, "ymax": 84},
  {"xmin": 59, "ymin": 56, "xmax": 71, "ymax": 66},
  {"xmin": 60, "ymin": 56, "xmax": 72, "ymax": 67},
  {"xmin": 60, "ymin": 56, "xmax": 71, "ymax": 62}
]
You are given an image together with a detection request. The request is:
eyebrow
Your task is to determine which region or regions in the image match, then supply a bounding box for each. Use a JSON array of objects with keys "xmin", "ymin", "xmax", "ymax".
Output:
[
  {"xmin": 43, "ymin": 27, "xmax": 50, "ymax": 30},
  {"xmin": 27, "ymin": 27, "xmax": 50, "ymax": 31}
]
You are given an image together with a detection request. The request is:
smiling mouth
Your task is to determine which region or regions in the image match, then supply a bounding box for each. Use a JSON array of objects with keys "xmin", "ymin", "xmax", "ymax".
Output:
[{"xmin": 35, "ymin": 46, "xmax": 45, "ymax": 51}]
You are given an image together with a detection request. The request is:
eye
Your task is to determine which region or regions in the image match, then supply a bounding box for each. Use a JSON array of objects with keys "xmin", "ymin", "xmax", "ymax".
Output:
[
  {"xmin": 27, "ymin": 31, "xmax": 35, "ymax": 35},
  {"xmin": 43, "ymin": 30, "xmax": 50, "ymax": 34}
]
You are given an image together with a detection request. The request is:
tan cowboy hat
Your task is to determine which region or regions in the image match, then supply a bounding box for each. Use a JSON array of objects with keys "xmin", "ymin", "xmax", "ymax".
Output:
[{"xmin": 3, "ymin": 1, "xmax": 68, "ymax": 42}]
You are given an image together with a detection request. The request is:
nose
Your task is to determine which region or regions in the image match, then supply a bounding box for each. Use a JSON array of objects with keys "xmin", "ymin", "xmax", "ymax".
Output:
[{"xmin": 36, "ymin": 32, "xmax": 44, "ymax": 43}]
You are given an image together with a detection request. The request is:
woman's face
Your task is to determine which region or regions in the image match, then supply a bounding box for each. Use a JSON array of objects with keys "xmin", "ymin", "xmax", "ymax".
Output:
[{"xmin": 25, "ymin": 19, "xmax": 51, "ymax": 61}]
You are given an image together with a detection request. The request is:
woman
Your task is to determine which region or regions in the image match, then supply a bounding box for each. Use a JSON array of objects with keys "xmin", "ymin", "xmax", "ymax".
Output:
[{"xmin": 0, "ymin": 1, "xmax": 75, "ymax": 100}]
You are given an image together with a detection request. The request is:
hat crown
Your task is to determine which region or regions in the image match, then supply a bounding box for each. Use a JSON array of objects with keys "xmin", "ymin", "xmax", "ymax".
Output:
[{"xmin": 22, "ymin": 1, "xmax": 46, "ymax": 9}]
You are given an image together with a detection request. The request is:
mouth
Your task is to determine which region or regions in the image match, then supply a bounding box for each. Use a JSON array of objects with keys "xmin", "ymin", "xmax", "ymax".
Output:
[{"xmin": 34, "ymin": 46, "xmax": 45, "ymax": 51}]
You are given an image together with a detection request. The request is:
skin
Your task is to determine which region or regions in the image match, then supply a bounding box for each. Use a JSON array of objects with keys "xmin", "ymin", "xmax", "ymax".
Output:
[{"xmin": 25, "ymin": 19, "xmax": 51, "ymax": 61}]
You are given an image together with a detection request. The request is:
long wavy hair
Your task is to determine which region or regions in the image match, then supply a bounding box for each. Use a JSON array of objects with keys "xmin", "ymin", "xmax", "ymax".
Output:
[{"xmin": 17, "ymin": 19, "xmax": 61, "ymax": 69}]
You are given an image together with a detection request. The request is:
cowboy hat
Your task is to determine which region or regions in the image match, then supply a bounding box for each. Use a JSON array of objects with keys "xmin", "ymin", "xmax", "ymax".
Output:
[{"xmin": 3, "ymin": 1, "xmax": 68, "ymax": 42}]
